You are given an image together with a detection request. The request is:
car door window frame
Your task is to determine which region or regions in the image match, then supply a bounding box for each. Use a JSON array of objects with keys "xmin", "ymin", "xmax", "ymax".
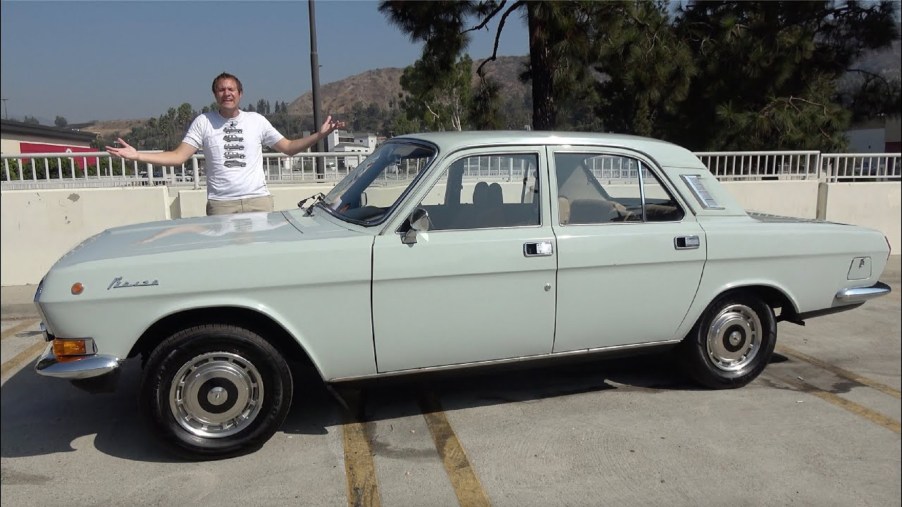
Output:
[
  {"xmin": 549, "ymin": 147, "xmax": 687, "ymax": 226},
  {"xmin": 391, "ymin": 147, "xmax": 549, "ymax": 235}
]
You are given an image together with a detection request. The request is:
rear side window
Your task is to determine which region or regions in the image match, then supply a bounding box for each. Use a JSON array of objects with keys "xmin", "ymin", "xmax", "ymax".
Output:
[{"xmin": 554, "ymin": 153, "xmax": 684, "ymax": 225}]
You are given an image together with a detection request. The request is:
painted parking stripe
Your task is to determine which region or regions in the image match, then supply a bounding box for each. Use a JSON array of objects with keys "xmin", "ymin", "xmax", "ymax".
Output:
[
  {"xmin": 1, "ymin": 319, "xmax": 43, "ymax": 383},
  {"xmin": 341, "ymin": 412, "xmax": 381, "ymax": 507},
  {"xmin": 419, "ymin": 393, "xmax": 491, "ymax": 507},
  {"xmin": 774, "ymin": 374, "xmax": 901, "ymax": 434},
  {"xmin": 1, "ymin": 318, "xmax": 39, "ymax": 341},
  {"xmin": 777, "ymin": 345, "xmax": 901, "ymax": 400}
]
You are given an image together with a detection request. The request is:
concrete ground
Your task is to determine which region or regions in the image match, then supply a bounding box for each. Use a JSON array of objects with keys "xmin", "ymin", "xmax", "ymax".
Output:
[{"xmin": 2, "ymin": 256, "xmax": 899, "ymax": 506}]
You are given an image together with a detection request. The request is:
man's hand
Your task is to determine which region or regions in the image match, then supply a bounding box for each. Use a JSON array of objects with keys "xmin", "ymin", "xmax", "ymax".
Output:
[
  {"xmin": 106, "ymin": 138, "xmax": 138, "ymax": 161},
  {"xmin": 319, "ymin": 115, "xmax": 346, "ymax": 136}
]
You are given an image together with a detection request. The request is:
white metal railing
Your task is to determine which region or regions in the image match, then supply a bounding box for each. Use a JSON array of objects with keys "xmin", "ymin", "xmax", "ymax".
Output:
[
  {"xmin": 696, "ymin": 150, "xmax": 901, "ymax": 182},
  {"xmin": 694, "ymin": 151, "xmax": 821, "ymax": 180},
  {"xmin": 820, "ymin": 153, "xmax": 902, "ymax": 182},
  {"xmin": 2, "ymin": 150, "xmax": 899, "ymax": 190},
  {"xmin": 0, "ymin": 151, "xmax": 362, "ymax": 190}
]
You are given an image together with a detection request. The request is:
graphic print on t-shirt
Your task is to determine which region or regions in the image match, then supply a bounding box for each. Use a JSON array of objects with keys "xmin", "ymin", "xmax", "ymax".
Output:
[{"xmin": 223, "ymin": 120, "xmax": 246, "ymax": 168}]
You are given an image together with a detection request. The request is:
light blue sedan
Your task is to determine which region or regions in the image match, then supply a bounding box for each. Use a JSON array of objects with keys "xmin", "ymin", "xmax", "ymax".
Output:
[{"xmin": 33, "ymin": 131, "xmax": 891, "ymax": 458}]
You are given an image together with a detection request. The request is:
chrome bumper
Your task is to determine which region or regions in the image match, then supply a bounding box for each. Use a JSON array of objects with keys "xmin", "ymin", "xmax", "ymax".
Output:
[
  {"xmin": 835, "ymin": 281, "xmax": 892, "ymax": 305},
  {"xmin": 34, "ymin": 343, "xmax": 121, "ymax": 379}
]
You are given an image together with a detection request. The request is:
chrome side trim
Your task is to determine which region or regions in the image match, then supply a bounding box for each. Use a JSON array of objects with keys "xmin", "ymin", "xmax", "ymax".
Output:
[
  {"xmin": 34, "ymin": 344, "xmax": 121, "ymax": 379},
  {"xmin": 329, "ymin": 339, "xmax": 680, "ymax": 383},
  {"xmin": 835, "ymin": 281, "xmax": 892, "ymax": 305}
]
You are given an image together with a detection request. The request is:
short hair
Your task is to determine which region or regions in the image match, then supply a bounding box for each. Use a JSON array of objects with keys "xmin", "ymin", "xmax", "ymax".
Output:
[{"xmin": 212, "ymin": 72, "xmax": 243, "ymax": 94}]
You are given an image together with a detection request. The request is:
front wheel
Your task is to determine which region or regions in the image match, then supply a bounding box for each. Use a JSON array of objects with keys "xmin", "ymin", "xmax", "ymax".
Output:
[
  {"xmin": 140, "ymin": 324, "xmax": 293, "ymax": 459},
  {"xmin": 679, "ymin": 293, "xmax": 776, "ymax": 389}
]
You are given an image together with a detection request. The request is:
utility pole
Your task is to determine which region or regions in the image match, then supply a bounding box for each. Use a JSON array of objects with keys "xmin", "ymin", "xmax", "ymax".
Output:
[
  {"xmin": 309, "ymin": 0, "xmax": 325, "ymax": 179},
  {"xmin": 1, "ymin": 98, "xmax": 7, "ymax": 120}
]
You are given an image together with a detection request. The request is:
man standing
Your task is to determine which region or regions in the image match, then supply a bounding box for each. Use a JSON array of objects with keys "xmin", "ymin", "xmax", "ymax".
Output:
[{"xmin": 106, "ymin": 72, "xmax": 345, "ymax": 215}]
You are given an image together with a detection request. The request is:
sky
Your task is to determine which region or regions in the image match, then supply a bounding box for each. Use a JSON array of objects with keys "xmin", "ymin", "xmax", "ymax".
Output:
[{"xmin": 0, "ymin": 0, "xmax": 530, "ymax": 124}]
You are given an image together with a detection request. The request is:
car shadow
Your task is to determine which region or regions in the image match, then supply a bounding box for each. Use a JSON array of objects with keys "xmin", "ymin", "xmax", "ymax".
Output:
[
  {"xmin": 2, "ymin": 350, "xmax": 699, "ymax": 463},
  {"xmin": 282, "ymin": 351, "xmax": 699, "ymax": 433}
]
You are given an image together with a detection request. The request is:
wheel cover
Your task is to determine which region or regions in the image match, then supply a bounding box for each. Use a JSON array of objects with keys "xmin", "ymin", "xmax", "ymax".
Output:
[
  {"xmin": 169, "ymin": 352, "xmax": 264, "ymax": 439},
  {"xmin": 706, "ymin": 303, "xmax": 762, "ymax": 372}
]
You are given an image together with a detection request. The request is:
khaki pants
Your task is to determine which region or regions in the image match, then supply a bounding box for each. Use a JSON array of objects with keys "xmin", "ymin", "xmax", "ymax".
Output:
[{"xmin": 206, "ymin": 195, "xmax": 274, "ymax": 216}]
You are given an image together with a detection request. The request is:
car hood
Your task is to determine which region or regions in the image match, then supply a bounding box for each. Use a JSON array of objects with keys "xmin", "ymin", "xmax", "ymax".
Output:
[{"xmin": 51, "ymin": 210, "xmax": 356, "ymax": 269}]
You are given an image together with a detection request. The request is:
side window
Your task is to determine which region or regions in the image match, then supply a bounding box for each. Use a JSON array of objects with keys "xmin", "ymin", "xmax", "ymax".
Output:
[
  {"xmin": 417, "ymin": 153, "xmax": 541, "ymax": 231},
  {"xmin": 642, "ymin": 168, "xmax": 685, "ymax": 222},
  {"xmin": 555, "ymin": 153, "xmax": 683, "ymax": 224}
]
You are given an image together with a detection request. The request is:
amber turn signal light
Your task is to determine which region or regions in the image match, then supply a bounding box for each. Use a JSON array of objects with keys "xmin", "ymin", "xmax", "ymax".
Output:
[
  {"xmin": 71, "ymin": 283, "xmax": 84, "ymax": 295},
  {"xmin": 52, "ymin": 338, "xmax": 92, "ymax": 359}
]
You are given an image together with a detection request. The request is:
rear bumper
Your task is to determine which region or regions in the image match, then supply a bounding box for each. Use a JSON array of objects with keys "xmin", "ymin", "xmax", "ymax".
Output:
[{"xmin": 835, "ymin": 281, "xmax": 892, "ymax": 305}]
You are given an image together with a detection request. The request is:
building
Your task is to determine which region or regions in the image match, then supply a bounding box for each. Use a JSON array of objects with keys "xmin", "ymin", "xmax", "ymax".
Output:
[
  {"xmin": 845, "ymin": 115, "xmax": 902, "ymax": 153},
  {"xmin": 326, "ymin": 130, "xmax": 378, "ymax": 169},
  {"xmin": 1, "ymin": 119, "xmax": 99, "ymax": 168}
]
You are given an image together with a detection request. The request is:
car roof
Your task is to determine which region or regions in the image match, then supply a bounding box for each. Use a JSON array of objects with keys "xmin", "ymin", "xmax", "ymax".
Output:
[{"xmin": 393, "ymin": 130, "xmax": 706, "ymax": 169}]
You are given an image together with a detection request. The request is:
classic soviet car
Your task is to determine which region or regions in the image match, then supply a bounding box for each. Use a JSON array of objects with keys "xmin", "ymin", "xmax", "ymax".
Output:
[{"xmin": 34, "ymin": 131, "xmax": 892, "ymax": 458}]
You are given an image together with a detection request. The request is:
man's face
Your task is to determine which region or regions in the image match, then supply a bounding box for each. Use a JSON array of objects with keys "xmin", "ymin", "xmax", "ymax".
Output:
[{"xmin": 214, "ymin": 78, "xmax": 242, "ymax": 109}]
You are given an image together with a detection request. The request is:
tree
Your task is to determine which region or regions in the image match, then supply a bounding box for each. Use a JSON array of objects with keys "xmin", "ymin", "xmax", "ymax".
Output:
[
  {"xmin": 23, "ymin": 115, "xmax": 40, "ymax": 125},
  {"xmin": 380, "ymin": 1, "xmax": 523, "ymax": 127},
  {"xmin": 469, "ymin": 76, "xmax": 503, "ymax": 129},
  {"xmin": 662, "ymin": 0, "xmax": 900, "ymax": 151},
  {"xmin": 398, "ymin": 55, "xmax": 473, "ymax": 131},
  {"xmin": 582, "ymin": 1, "xmax": 694, "ymax": 136},
  {"xmin": 381, "ymin": 1, "xmax": 619, "ymax": 131},
  {"xmin": 54, "ymin": 116, "xmax": 68, "ymax": 128}
]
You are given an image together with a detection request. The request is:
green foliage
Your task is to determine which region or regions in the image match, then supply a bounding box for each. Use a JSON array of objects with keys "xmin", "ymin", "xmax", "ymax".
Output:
[
  {"xmin": 380, "ymin": 0, "xmax": 898, "ymax": 150},
  {"xmin": 22, "ymin": 115, "xmax": 40, "ymax": 125},
  {"xmin": 54, "ymin": 116, "xmax": 68, "ymax": 128},
  {"xmin": 587, "ymin": 1, "xmax": 694, "ymax": 136},
  {"xmin": 399, "ymin": 55, "xmax": 474, "ymax": 131},
  {"xmin": 659, "ymin": 0, "xmax": 899, "ymax": 150}
]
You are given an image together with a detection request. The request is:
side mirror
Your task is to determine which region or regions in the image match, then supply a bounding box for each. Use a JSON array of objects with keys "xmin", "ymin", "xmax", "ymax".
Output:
[{"xmin": 402, "ymin": 207, "xmax": 430, "ymax": 245}]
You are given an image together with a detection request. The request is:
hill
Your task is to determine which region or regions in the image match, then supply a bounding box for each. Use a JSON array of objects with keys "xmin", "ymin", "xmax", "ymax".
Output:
[
  {"xmin": 82, "ymin": 56, "xmax": 530, "ymax": 137},
  {"xmin": 286, "ymin": 55, "xmax": 529, "ymax": 117},
  {"xmin": 79, "ymin": 42, "xmax": 900, "ymax": 138}
]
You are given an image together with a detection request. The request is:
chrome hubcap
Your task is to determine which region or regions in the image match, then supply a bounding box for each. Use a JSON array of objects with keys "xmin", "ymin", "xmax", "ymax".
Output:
[
  {"xmin": 169, "ymin": 352, "xmax": 264, "ymax": 438},
  {"xmin": 706, "ymin": 304, "xmax": 761, "ymax": 372}
]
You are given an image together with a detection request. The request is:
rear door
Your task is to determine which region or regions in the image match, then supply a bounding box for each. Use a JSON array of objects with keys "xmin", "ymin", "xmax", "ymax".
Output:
[{"xmin": 550, "ymin": 148, "xmax": 706, "ymax": 352}]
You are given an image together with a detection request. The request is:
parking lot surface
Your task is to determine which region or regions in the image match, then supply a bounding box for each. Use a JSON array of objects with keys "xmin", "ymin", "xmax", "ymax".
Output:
[{"xmin": 2, "ymin": 258, "xmax": 899, "ymax": 506}]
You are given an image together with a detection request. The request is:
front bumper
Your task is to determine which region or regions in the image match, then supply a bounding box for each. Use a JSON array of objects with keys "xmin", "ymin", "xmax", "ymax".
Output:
[{"xmin": 34, "ymin": 343, "xmax": 121, "ymax": 379}]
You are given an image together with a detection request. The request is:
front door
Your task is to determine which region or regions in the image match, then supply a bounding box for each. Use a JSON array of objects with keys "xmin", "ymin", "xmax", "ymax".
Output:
[{"xmin": 372, "ymin": 150, "xmax": 557, "ymax": 372}]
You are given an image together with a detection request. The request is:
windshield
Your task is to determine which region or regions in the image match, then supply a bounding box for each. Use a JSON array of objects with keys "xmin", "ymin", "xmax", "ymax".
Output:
[{"xmin": 320, "ymin": 140, "xmax": 436, "ymax": 224}]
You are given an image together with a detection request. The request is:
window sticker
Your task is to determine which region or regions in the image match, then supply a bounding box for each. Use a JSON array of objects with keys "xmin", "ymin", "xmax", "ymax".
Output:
[{"xmin": 680, "ymin": 174, "xmax": 723, "ymax": 209}]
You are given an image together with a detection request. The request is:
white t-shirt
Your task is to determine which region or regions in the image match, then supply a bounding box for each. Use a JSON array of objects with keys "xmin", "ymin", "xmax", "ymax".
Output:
[{"xmin": 183, "ymin": 111, "xmax": 284, "ymax": 200}]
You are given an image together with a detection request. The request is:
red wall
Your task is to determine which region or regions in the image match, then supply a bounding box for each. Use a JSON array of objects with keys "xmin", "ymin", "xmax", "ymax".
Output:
[{"xmin": 19, "ymin": 142, "xmax": 98, "ymax": 170}]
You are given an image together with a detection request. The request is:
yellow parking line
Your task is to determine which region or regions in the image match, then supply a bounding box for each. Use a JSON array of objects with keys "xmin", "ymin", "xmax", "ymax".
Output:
[
  {"xmin": 419, "ymin": 393, "xmax": 491, "ymax": 507},
  {"xmin": 1, "ymin": 319, "xmax": 43, "ymax": 382},
  {"xmin": 1, "ymin": 318, "xmax": 39, "ymax": 341},
  {"xmin": 1, "ymin": 342, "xmax": 46, "ymax": 380},
  {"xmin": 777, "ymin": 375, "xmax": 901, "ymax": 434},
  {"xmin": 777, "ymin": 345, "xmax": 901, "ymax": 400},
  {"xmin": 342, "ymin": 418, "xmax": 381, "ymax": 507}
]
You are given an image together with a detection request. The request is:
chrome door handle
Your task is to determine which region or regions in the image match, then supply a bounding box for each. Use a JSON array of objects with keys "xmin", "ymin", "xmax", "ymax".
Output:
[
  {"xmin": 674, "ymin": 235, "xmax": 700, "ymax": 250},
  {"xmin": 524, "ymin": 241, "xmax": 554, "ymax": 257}
]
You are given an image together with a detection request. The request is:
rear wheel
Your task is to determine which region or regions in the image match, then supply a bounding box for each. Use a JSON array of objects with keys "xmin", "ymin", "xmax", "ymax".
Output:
[
  {"xmin": 679, "ymin": 293, "xmax": 776, "ymax": 389},
  {"xmin": 140, "ymin": 324, "xmax": 293, "ymax": 459}
]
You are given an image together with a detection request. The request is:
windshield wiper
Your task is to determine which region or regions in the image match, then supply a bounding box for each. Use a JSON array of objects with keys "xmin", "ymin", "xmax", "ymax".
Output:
[{"xmin": 298, "ymin": 193, "xmax": 326, "ymax": 216}]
